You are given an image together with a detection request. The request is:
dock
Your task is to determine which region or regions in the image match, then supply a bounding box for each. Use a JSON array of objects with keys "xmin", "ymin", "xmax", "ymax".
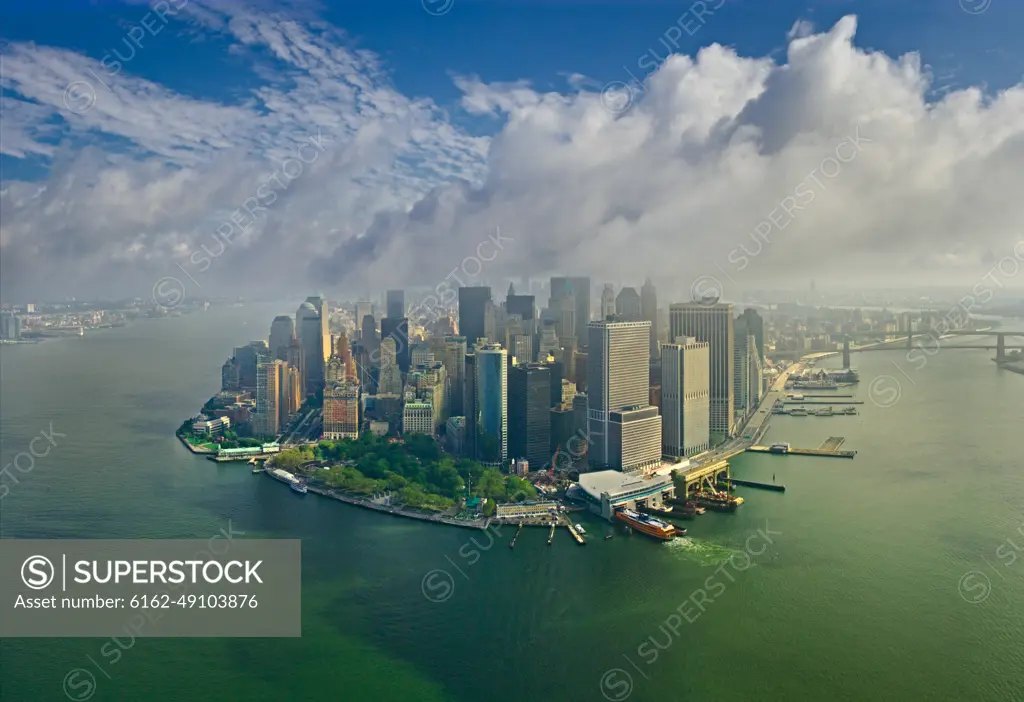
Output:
[
  {"xmin": 721, "ymin": 478, "xmax": 786, "ymax": 492},
  {"xmin": 566, "ymin": 523, "xmax": 586, "ymax": 545},
  {"xmin": 782, "ymin": 400, "xmax": 863, "ymax": 405},
  {"xmin": 747, "ymin": 436, "xmax": 856, "ymax": 458},
  {"xmin": 510, "ymin": 522, "xmax": 523, "ymax": 549}
]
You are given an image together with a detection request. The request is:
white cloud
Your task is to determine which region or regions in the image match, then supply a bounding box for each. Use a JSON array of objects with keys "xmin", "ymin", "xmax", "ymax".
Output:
[
  {"xmin": 2, "ymin": 11, "xmax": 1023, "ymax": 303},
  {"xmin": 786, "ymin": 19, "xmax": 815, "ymax": 41}
]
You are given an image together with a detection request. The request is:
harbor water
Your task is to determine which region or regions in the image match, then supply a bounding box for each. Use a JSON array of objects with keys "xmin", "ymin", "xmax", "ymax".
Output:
[{"xmin": 1, "ymin": 305, "xmax": 1022, "ymax": 701}]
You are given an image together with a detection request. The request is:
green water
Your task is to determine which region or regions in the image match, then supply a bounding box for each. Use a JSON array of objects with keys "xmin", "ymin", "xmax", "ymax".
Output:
[{"xmin": 1, "ymin": 305, "xmax": 1022, "ymax": 701}]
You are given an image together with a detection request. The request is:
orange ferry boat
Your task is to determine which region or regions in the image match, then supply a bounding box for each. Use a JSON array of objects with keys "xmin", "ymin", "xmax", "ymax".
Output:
[{"xmin": 615, "ymin": 509, "xmax": 677, "ymax": 541}]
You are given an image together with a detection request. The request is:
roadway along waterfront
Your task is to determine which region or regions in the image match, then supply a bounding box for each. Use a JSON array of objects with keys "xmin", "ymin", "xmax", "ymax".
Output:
[{"xmin": 1, "ymin": 306, "xmax": 1022, "ymax": 702}]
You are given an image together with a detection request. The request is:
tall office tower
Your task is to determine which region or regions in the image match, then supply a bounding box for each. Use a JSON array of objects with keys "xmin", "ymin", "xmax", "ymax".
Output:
[
  {"xmin": 541, "ymin": 358, "xmax": 564, "ymax": 408},
  {"xmin": 484, "ymin": 298, "xmax": 497, "ymax": 344},
  {"xmin": 509, "ymin": 363, "xmax": 552, "ymax": 469},
  {"xmin": 586, "ymin": 320, "xmax": 654, "ymax": 469},
  {"xmin": 641, "ymin": 278, "xmax": 658, "ymax": 359},
  {"xmin": 233, "ymin": 341, "xmax": 268, "ymax": 391},
  {"xmin": 282, "ymin": 364, "xmax": 302, "ymax": 418},
  {"xmin": 386, "ymin": 290, "xmax": 405, "ymax": 319},
  {"xmin": 286, "ymin": 337, "xmax": 304, "ymax": 394},
  {"xmin": 305, "ymin": 295, "xmax": 331, "ymax": 363},
  {"xmin": 355, "ymin": 300, "xmax": 373, "ymax": 333},
  {"xmin": 378, "ymin": 337, "xmax": 403, "ymax": 395},
  {"xmin": 608, "ymin": 406, "xmax": 662, "ymax": 473},
  {"xmin": 326, "ymin": 354, "xmax": 345, "ymax": 384},
  {"xmin": 538, "ymin": 322, "xmax": 560, "ymax": 360},
  {"xmin": 464, "ymin": 352, "xmax": 478, "ymax": 459},
  {"xmin": 403, "ymin": 401, "xmax": 435, "ymax": 436},
  {"xmin": 269, "ymin": 315, "xmax": 294, "ymax": 361},
  {"xmin": 297, "ymin": 301, "xmax": 326, "ymax": 396},
  {"xmin": 572, "ymin": 393, "xmax": 589, "ymax": 468},
  {"xmin": 446, "ymin": 416, "xmax": 466, "ymax": 456},
  {"xmin": 573, "ymin": 349, "xmax": 588, "ymax": 392},
  {"xmin": 740, "ymin": 308, "xmax": 765, "ymax": 363},
  {"xmin": 669, "ymin": 302, "xmax": 735, "ymax": 436},
  {"xmin": 505, "ymin": 284, "xmax": 536, "ymax": 326},
  {"xmin": 254, "ymin": 359, "xmax": 283, "ymax": 437},
  {"xmin": 733, "ymin": 322, "xmax": 752, "ymax": 420},
  {"xmin": 442, "ymin": 336, "xmax": 467, "ymax": 417},
  {"xmin": 381, "ymin": 317, "xmax": 411, "ymax": 372},
  {"xmin": 323, "ymin": 379, "xmax": 360, "ymax": 440},
  {"xmin": 475, "ymin": 343, "xmax": 508, "ymax": 464},
  {"xmin": 360, "ymin": 314, "xmax": 378, "ymax": 355},
  {"xmin": 661, "ymin": 337, "xmax": 711, "ymax": 458},
  {"xmin": 615, "ymin": 287, "xmax": 642, "ymax": 320},
  {"xmin": 550, "ymin": 276, "xmax": 591, "ymax": 347},
  {"xmin": 221, "ymin": 358, "xmax": 239, "ymax": 391},
  {"xmin": 547, "ymin": 292, "xmax": 574, "ymax": 344},
  {"xmin": 458, "ymin": 286, "xmax": 492, "ymax": 349},
  {"xmin": 749, "ymin": 345, "xmax": 763, "ymax": 411},
  {"xmin": 600, "ymin": 284, "xmax": 616, "ymax": 320}
]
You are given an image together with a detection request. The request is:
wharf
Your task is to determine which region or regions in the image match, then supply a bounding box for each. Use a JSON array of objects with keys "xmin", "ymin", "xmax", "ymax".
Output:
[
  {"xmin": 721, "ymin": 478, "xmax": 786, "ymax": 492},
  {"xmin": 748, "ymin": 436, "xmax": 856, "ymax": 458},
  {"xmin": 782, "ymin": 400, "xmax": 863, "ymax": 405}
]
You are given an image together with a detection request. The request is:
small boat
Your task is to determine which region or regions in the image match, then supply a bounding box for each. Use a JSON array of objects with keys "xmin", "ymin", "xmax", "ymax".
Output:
[
  {"xmin": 604, "ymin": 534, "xmax": 614, "ymax": 540},
  {"xmin": 291, "ymin": 481, "xmax": 307, "ymax": 494},
  {"xmin": 575, "ymin": 524, "xmax": 586, "ymax": 534},
  {"xmin": 251, "ymin": 467, "xmax": 263, "ymax": 473}
]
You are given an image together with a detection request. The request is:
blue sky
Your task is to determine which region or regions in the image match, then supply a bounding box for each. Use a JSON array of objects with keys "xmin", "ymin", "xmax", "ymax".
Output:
[{"xmin": 2, "ymin": 0, "xmax": 1023, "ymax": 300}]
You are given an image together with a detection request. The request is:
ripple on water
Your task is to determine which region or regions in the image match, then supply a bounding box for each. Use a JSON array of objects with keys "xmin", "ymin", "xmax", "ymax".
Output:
[{"xmin": 663, "ymin": 536, "xmax": 742, "ymax": 566}]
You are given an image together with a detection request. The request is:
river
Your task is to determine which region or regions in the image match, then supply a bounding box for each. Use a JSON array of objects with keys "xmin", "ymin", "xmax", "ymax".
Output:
[{"xmin": 1, "ymin": 303, "xmax": 1021, "ymax": 701}]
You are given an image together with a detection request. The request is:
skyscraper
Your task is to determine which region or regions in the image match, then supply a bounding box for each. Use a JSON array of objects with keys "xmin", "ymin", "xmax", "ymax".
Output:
[
  {"xmin": 464, "ymin": 352, "xmax": 478, "ymax": 460},
  {"xmin": 386, "ymin": 290, "xmax": 405, "ymax": 319},
  {"xmin": 305, "ymin": 295, "xmax": 331, "ymax": 362},
  {"xmin": 509, "ymin": 363, "xmax": 551, "ymax": 469},
  {"xmin": 740, "ymin": 308, "xmax": 765, "ymax": 363},
  {"xmin": 254, "ymin": 359, "xmax": 283, "ymax": 437},
  {"xmin": 669, "ymin": 302, "xmax": 735, "ymax": 436},
  {"xmin": 378, "ymin": 337, "xmax": 403, "ymax": 395},
  {"xmin": 458, "ymin": 286, "xmax": 492, "ymax": 348},
  {"xmin": 361, "ymin": 314, "xmax": 378, "ymax": 356},
  {"xmin": 297, "ymin": 301, "xmax": 325, "ymax": 396},
  {"xmin": 641, "ymin": 277, "xmax": 658, "ymax": 359},
  {"xmin": 587, "ymin": 320, "xmax": 658, "ymax": 470},
  {"xmin": 475, "ymin": 343, "xmax": 508, "ymax": 464},
  {"xmin": 615, "ymin": 287, "xmax": 642, "ymax": 320},
  {"xmin": 323, "ymin": 379, "xmax": 360, "ymax": 440},
  {"xmin": 734, "ymin": 318, "xmax": 753, "ymax": 420},
  {"xmin": 355, "ymin": 300, "xmax": 373, "ymax": 334},
  {"xmin": 505, "ymin": 284, "xmax": 536, "ymax": 323},
  {"xmin": 550, "ymin": 276, "xmax": 591, "ymax": 347},
  {"xmin": 269, "ymin": 315, "xmax": 294, "ymax": 361},
  {"xmin": 381, "ymin": 316, "xmax": 411, "ymax": 372},
  {"xmin": 600, "ymin": 284, "xmax": 616, "ymax": 320},
  {"xmin": 662, "ymin": 337, "xmax": 711, "ymax": 457},
  {"xmin": 443, "ymin": 336, "xmax": 467, "ymax": 417}
]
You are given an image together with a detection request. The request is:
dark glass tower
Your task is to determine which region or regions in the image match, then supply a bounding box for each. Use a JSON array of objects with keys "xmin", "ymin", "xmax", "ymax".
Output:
[
  {"xmin": 386, "ymin": 290, "xmax": 405, "ymax": 319},
  {"xmin": 458, "ymin": 286, "xmax": 492, "ymax": 349},
  {"xmin": 509, "ymin": 363, "xmax": 552, "ymax": 468}
]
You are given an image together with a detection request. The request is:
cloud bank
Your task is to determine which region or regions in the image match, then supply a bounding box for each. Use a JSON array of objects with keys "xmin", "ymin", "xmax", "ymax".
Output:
[{"xmin": 2, "ymin": 8, "xmax": 1023, "ymax": 303}]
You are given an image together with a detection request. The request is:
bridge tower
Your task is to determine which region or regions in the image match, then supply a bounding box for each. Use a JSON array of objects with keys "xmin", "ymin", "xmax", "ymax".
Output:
[
  {"xmin": 996, "ymin": 333, "xmax": 1006, "ymax": 363},
  {"xmin": 842, "ymin": 339, "xmax": 851, "ymax": 369}
]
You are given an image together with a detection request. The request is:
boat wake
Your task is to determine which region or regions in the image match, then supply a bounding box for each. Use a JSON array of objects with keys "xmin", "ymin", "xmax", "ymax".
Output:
[{"xmin": 663, "ymin": 537, "xmax": 745, "ymax": 566}]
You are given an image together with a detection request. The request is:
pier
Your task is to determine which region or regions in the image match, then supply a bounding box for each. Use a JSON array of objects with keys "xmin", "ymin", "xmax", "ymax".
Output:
[
  {"xmin": 747, "ymin": 436, "xmax": 856, "ymax": 458},
  {"xmin": 721, "ymin": 478, "xmax": 786, "ymax": 492},
  {"xmin": 510, "ymin": 522, "xmax": 523, "ymax": 549},
  {"xmin": 678, "ymin": 459, "xmax": 731, "ymax": 497}
]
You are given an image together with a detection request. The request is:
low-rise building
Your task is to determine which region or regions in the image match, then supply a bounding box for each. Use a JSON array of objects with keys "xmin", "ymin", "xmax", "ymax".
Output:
[
  {"xmin": 192, "ymin": 415, "xmax": 231, "ymax": 436},
  {"xmin": 494, "ymin": 501, "xmax": 560, "ymax": 520}
]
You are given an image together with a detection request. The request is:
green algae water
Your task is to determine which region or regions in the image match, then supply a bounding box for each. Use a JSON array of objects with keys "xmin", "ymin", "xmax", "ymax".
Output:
[{"xmin": 2, "ymin": 305, "xmax": 1022, "ymax": 701}]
